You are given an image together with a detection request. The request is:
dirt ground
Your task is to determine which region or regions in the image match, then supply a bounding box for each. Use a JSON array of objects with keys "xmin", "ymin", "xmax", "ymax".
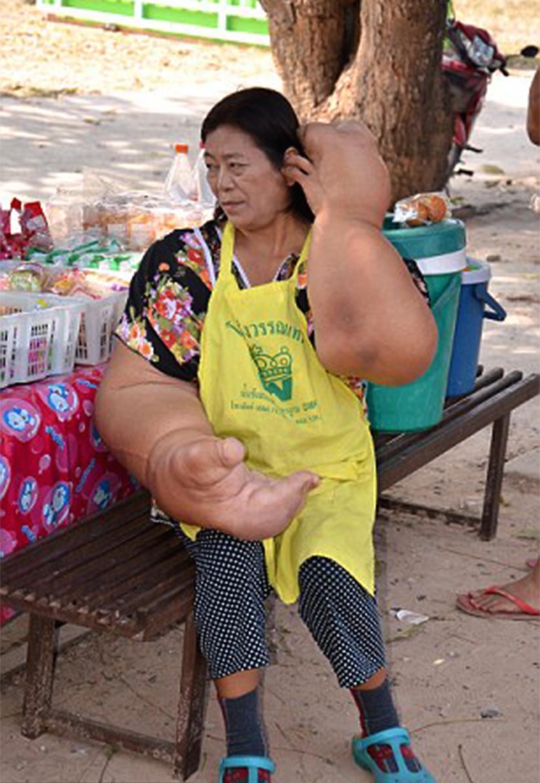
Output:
[{"xmin": 1, "ymin": 4, "xmax": 539, "ymax": 783}]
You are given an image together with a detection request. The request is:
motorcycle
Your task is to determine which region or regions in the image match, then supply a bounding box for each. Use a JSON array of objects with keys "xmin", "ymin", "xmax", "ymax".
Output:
[
  {"xmin": 442, "ymin": 13, "xmax": 539, "ymax": 181},
  {"xmin": 442, "ymin": 16, "xmax": 509, "ymax": 180}
]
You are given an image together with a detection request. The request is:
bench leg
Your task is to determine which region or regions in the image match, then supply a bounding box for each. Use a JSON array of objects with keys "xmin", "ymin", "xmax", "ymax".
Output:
[
  {"xmin": 480, "ymin": 414, "xmax": 511, "ymax": 541},
  {"xmin": 21, "ymin": 615, "xmax": 58, "ymax": 739},
  {"xmin": 174, "ymin": 611, "xmax": 209, "ymax": 781}
]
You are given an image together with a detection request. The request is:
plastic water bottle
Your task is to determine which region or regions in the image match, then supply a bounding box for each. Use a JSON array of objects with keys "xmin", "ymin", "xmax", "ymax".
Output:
[
  {"xmin": 194, "ymin": 142, "xmax": 216, "ymax": 208},
  {"xmin": 164, "ymin": 143, "xmax": 193, "ymax": 203}
]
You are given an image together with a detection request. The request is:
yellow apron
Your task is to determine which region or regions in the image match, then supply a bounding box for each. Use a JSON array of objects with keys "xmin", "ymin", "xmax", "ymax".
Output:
[{"xmin": 183, "ymin": 221, "xmax": 377, "ymax": 604}]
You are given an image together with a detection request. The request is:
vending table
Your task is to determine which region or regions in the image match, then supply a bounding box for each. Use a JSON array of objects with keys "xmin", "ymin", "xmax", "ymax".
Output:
[{"xmin": 0, "ymin": 363, "xmax": 137, "ymax": 623}]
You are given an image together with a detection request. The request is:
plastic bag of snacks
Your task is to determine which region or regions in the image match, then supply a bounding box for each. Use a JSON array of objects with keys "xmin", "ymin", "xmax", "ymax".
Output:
[
  {"xmin": 0, "ymin": 260, "xmax": 129, "ymax": 298},
  {"xmin": 0, "ymin": 261, "xmax": 45, "ymax": 292},
  {"xmin": 26, "ymin": 238, "xmax": 142, "ymax": 274},
  {"xmin": 45, "ymin": 169, "xmax": 213, "ymax": 251},
  {"xmin": 44, "ymin": 267, "xmax": 129, "ymax": 298},
  {"xmin": 393, "ymin": 192, "xmax": 451, "ymax": 227},
  {"xmin": 0, "ymin": 198, "xmax": 54, "ymax": 259}
]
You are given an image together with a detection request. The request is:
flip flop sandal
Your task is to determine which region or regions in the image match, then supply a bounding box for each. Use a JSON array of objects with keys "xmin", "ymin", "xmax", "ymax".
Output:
[
  {"xmin": 218, "ymin": 755, "xmax": 275, "ymax": 783},
  {"xmin": 456, "ymin": 586, "xmax": 540, "ymax": 621},
  {"xmin": 352, "ymin": 727, "xmax": 436, "ymax": 782}
]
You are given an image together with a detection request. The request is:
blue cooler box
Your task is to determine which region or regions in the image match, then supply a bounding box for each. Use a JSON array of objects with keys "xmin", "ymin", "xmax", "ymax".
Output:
[{"xmin": 446, "ymin": 257, "xmax": 506, "ymax": 397}]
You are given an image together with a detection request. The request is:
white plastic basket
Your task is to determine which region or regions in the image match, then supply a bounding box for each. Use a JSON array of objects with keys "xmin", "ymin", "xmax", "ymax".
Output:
[
  {"xmin": 74, "ymin": 292, "xmax": 128, "ymax": 365},
  {"xmin": 0, "ymin": 293, "xmax": 84, "ymax": 388}
]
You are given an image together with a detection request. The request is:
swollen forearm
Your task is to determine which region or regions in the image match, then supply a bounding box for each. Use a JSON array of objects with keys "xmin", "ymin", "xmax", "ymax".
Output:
[
  {"xmin": 308, "ymin": 212, "xmax": 436, "ymax": 383},
  {"xmin": 95, "ymin": 379, "xmax": 230, "ymax": 528},
  {"xmin": 95, "ymin": 374, "xmax": 212, "ymax": 491}
]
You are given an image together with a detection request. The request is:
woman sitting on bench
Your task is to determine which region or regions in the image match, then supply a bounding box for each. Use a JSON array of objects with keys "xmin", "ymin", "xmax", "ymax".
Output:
[{"xmin": 95, "ymin": 87, "xmax": 437, "ymax": 783}]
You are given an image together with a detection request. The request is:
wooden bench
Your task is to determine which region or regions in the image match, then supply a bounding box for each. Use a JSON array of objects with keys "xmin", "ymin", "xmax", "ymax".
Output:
[
  {"xmin": 1, "ymin": 366, "xmax": 538, "ymax": 779},
  {"xmin": 0, "ymin": 490, "xmax": 208, "ymax": 781},
  {"xmin": 375, "ymin": 367, "xmax": 540, "ymax": 540}
]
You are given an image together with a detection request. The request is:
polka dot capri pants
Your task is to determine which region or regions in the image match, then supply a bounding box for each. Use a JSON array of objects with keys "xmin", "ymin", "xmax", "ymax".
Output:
[{"xmin": 178, "ymin": 528, "xmax": 386, "ymax": 688}]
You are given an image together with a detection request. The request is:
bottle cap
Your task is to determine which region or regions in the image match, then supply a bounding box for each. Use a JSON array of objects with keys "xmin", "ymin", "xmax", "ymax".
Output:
[{"xmin": 174, "ymin": 143, "xmax": 189, "ymax": 153}]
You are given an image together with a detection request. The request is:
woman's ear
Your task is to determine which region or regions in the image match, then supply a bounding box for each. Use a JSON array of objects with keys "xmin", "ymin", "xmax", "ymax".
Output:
[
  {"xmin": 281, "ymin": 147, "xmax": 299, "ymax": 187},
  {"xmin": 281, "ymin": 167, "xmax": 296, "ymax": 187}
]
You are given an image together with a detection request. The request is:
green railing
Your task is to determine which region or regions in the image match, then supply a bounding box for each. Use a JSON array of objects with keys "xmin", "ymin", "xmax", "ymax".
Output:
[{"xmin": 37, "ymin": 0, "xmax": 269, "ymax": 46}]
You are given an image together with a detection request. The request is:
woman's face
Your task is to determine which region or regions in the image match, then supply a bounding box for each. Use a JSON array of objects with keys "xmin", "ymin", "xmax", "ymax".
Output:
[{"xmin": 204, "ymin": 125, "xmax": 292, "ymax": 231}]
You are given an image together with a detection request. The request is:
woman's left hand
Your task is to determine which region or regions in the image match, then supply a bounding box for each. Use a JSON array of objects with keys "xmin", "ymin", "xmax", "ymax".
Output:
[{"xmin": 282, "ymin": 120, "xmax": 391, "ymax": 226}]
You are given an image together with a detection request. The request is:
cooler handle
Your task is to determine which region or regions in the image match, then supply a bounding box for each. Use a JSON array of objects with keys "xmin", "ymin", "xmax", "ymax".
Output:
[{"xmin": 474, "ymin": 288, "xmax": 507, "ymax": 321}]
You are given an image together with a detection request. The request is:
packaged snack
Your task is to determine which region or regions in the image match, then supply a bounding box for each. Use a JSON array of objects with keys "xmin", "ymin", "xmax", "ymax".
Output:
[
  {"xmin": 9, "ymin": 265, "xmax": 44, "ymax": 292},
  {"xmin": 0, "ymin": 198, "xmax": 53, "ymax": 259},
  {"xmin": 393, "ymin": 192, "xmax": 450, "ymax": 227},
  {"xmin": 20, "ymin": 201, "xmax": 54, "ymax": 252},
  {"xmin": 26, "ymin": 238, "xmax": 142, "ymax": 275},
  {"xmin": 44, "ymin": 169, "xmax": 214, "ymax": 253},
  {"xmin": 1, "ymin": 199, "xmax": 26, "ymax": 259}
]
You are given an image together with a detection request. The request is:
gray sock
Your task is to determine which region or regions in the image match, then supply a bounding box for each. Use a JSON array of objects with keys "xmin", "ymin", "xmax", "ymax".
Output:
[
  {"xmin": 219, "ymin": 688, "xmax": 268, "ymax": 758},
  {"xmin": 351, "ymin": 679, "xmax": 399, "ymax": 736}
]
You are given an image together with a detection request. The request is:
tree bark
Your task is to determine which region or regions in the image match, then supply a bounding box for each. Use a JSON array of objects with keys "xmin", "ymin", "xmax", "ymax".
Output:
[
  {"xmin": 261, "ymin": 0, "xmax": 452, "ymax": 202},
  {"xmin": 260, "ymin": 0, "xmax": 358, "ymax": 110}
]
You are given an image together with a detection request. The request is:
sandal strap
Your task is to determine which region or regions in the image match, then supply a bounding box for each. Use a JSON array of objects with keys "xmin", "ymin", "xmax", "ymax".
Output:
[
  {"xmin": 357, "ymin": 727, "xmax": 412, "ymax": 775},
  {"xmin": 352, "ymin": 727, "xmax": 435, "ymax": 781},
  {"xmin": 219, "ymin": 755, "xmax": 275, "ymax": 783},
  {"xmin": 480, "ymin": 586, "xmax": 540, "ymax": 616}
]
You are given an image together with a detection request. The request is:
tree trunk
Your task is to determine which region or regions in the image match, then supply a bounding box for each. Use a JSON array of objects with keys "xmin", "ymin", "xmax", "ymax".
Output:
[{"xmin": 261, "ymin": 0, "xmax": 452, "ymax": 202}]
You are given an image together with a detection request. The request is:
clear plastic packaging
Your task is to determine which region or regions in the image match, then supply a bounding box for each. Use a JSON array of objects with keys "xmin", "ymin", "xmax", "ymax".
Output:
[
  {"xmin": 393, "ymin": 192, "xmax": 451, "ymax": 227},
  {"xmin": 194, "ymin": 142, "xmax": 216, "ymax": 209},
  {"xmin": 164, "ymin": 143, "xmax": 194, "ymax": 204},
  {"xmin": 43, "ymin": 168, "xmax": 215, "ymax": 253},
  {"xmin": 0, "ymin": 198, "xmax": 54, "ymax": 259}
]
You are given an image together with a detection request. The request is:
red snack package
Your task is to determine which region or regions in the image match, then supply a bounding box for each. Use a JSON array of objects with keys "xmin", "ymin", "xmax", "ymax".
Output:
[
  {"xmin": 0, "ymin": 199, "xmax": 25, "ymax": 259},
  {"xmin": 20, "ymin": 201, "xmax": 54, "ymax": 252},
  {"xmin": 0, "ymin": 199, "xmax": 54, "ymax": 259}
]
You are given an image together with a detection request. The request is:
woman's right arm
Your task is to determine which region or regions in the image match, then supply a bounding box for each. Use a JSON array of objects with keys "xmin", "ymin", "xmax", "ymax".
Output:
[{"xmin": 94, "ymin": 341, "xmax": 318, "ymax": 540}]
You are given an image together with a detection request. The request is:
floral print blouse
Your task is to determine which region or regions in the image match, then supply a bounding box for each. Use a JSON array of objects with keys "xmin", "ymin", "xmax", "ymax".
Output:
[{"xmin": 116, "ymin": 219, "xmax": 429, "ymax": 403}]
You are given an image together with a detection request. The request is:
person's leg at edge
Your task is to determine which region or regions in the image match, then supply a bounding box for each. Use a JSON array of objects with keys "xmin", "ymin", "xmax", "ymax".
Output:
[
  {"xmin": 299, "ymin": 556, "xmax": 434, "ymax": 780},
  {"xmin": 188, "ymin": 529, "xmax": 274, "ymax": 782},
  {"xmin": 464, "ymin": 559, "xmax": 540, "ymax": 615}
]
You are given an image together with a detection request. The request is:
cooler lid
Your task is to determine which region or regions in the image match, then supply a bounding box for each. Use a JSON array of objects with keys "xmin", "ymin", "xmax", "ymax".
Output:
[
  {"xmin": 461, "ymin": 256, "xmax": 492, "ymax": 284},
  {"xmin": 383, "ymin": 218, "xmax": 467, "ymax": 268}
]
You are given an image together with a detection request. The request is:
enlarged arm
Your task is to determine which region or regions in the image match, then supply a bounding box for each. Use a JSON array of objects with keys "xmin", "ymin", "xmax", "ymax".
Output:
[
  {"xmin": 94, "ymin": 341, "xmax": 318, "ymax": 540},
  {"xmin": 283, "ymin": 122, "xmax": 437, "ymax": 385}
]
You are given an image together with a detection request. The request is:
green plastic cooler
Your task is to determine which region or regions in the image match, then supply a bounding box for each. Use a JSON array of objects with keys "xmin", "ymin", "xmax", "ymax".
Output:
[{"xmin": 365, "ymin": 217, "xmax": 467, "ymax": 432}]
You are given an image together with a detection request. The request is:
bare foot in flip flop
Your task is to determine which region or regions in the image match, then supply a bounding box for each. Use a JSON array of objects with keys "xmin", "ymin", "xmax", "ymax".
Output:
[{"xmin": 456, "ymin": 560, "xmax": 540, "ymax": 620}]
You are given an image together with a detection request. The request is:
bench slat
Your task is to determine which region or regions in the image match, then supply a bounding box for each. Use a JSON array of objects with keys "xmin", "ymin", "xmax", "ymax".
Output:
[
  {"xmin": 378, "ymin": 373, "xmax": 540, "ymax": 491},
  {"xmin": 0, "ymin": 495, "xmax": 195, "ymax": 638},
  {"xmin": 92, "ymin": 559, "xmax": 195, "ymax": 619},
  {"xmin": 375, "ymin": 368, "xmax": 522, "ymax": 461},
  {"xmin": 0, "ymin": 492, "xmax": 152, "ymax": 584},
  {"xmin": 2, "ymin": 520, "xmax": 170, "ymax": 593},
  {"xmin": 30, "ymin": 527, "xmax": 181, "ymax": 602}
]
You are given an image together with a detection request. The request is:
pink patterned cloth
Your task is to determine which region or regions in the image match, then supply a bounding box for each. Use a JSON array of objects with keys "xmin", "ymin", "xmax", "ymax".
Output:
[{"xmin": 0, "ymin": 363, "xmax": 137, "ymax": 624}]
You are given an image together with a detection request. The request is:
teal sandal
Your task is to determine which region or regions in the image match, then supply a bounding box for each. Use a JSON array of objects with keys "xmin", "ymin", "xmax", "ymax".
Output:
[
  {"xmin": 352, "ymin": 727, "xmax": 436, "ymax": 782},
  {"xmin": 218, "ymin": 755, "xmax": 275, "ymax": 783}
]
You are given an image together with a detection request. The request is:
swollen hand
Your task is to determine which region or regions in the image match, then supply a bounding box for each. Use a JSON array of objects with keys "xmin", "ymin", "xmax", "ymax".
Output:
[
  {"xmin": 158, "ymin": 435, "xmax": 320, "ymax": 541},
  {"xmin": 282, "ymin": 120, "xmax": 391, "ymax": 226}
]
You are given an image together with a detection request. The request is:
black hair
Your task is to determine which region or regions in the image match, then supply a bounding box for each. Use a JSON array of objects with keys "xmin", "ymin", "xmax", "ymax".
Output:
[{"xmin": 201, "ymin": 87, "xmax": 314, "ymax": 224}]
